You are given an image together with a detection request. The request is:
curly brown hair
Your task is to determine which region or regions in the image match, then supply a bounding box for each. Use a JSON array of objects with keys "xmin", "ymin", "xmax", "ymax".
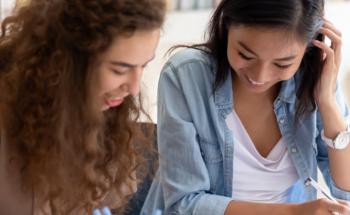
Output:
[{"xmin": 0, "ymin": 0, "xmax": 165, "ymax": 214}]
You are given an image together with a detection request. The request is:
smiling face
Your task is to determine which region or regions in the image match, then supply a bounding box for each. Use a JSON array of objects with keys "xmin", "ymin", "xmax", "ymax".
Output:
[
  {"xmin": 227, "ymin": 25, "xmax": 308, "ymax": 95},
  {"xmin": 92, "ymin": 29, "xmax": 160, "ymax": 111}
]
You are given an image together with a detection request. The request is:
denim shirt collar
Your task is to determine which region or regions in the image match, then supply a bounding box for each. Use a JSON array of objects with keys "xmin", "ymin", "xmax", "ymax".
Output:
[
  {"xmin": 214, "ymin": 72, "xmax": 233, "ymax": 115},
  {"xmin": 277, "ymin": 77, "xmax": 297, "ymax": 104}
]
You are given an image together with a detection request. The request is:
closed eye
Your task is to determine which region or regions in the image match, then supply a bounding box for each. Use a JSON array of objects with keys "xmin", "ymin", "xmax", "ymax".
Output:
[
  {"xmin": 112, "ymin": 69, "xmax": 126, "ymax": 75},
  {"xmin": 275, "ymin": 64, "xmax": 292, "ymax": 69},
  {"xmin": 238, "ymin": 52, "xmax": 254, "ymax": 60}
]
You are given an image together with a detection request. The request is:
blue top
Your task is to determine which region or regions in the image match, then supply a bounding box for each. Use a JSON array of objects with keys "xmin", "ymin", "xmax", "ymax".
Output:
[{"xmin": 141, "ymin": 48, "xmax": 350, "ymax": 215}]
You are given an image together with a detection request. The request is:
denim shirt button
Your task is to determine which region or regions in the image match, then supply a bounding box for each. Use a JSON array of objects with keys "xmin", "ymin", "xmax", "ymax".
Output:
[
  {"xmin": 291, "ymin": 147, "xmax": 297, "ymax": 153},
  {"xmin": 275, "ymin": 99, "xmax": 281, "ymax": 106},
  {"xmin": 279, "ymin": 118, "xmax": 286, "ymax": 125}
]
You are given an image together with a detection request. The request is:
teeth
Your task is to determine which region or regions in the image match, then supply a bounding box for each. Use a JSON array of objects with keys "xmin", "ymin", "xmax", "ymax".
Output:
[
  {"xmin": 248, "ymin": 78, "xmax": 265, "ymax": 86},
  {"xmin": 110, "ymin": 97, "xmax": 122, "ymax": 101}
]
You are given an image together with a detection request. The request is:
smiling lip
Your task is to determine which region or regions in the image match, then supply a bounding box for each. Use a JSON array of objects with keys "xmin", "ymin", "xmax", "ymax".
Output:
[
  {"xmin": 105, "ymin": 97, "xmax": 124, "ymax": 108},
  {"xmin": 247, "ymin": 77, "xmax": 266, "ymax": 86}
]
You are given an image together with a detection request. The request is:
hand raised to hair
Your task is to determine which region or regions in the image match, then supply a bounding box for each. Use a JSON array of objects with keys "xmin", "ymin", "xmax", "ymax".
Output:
[{"xmin": 312, "ymin": 19, "xmax": 342, "ymax": 106}]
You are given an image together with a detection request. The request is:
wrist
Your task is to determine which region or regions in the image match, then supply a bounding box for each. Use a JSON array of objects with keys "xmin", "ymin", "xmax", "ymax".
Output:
[
  {"xmin": 317, "ymin": 96, "xmax": 347, "ymax": 139},
  {"xmin": 317, "ymin": 96, "xmax": 337, "ymax": 111},
  {"xmin": 225, "ymin": 201, "xmax": 297, "ymax": 215},
  {"xmin": 261, "ymin": 203, "xmax": 297, "ymax": 215},
  {"xmin": 285, "ymin": 204, "xmax": 299, "ymax": 215}
]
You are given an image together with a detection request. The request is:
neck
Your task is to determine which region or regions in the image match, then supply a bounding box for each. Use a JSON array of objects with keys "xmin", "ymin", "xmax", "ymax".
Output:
[{"xmin": 232, "ymin": 75, "xmax": 280, "ymax": 107}]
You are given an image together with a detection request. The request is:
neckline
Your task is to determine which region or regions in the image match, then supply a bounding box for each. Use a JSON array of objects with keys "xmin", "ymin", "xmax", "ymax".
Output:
[{"xmin": 230, "ymin": 110, "xmax": 286, "ymax": 162}]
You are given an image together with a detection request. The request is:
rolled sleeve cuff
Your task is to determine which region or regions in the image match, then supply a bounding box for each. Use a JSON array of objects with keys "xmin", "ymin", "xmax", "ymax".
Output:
[
  {"xmin": 330, "ymin": 177, "xmax": 350, "ymax": 201},
  {"xmin": 193, "ymin": 194, "xmax": 232, "ymax": 215}
]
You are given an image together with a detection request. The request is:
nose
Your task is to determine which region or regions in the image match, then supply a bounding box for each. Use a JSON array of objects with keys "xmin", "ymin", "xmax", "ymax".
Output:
[
  {"xmin": 122, "ymin": 67, "xmax": 143, "ymax": 96},
  {"xmin": 251, "ymin": 62, "xmax": 270, "ymax": 82}
]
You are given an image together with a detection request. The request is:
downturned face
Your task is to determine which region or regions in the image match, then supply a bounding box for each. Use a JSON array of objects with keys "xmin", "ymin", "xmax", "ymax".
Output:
[
  {"xmin": 227, "ymin": 25, "xmax": 308, "ymax": 94},
  {"xmin": 93, "ymin": 29, "xmax": 161, "ymax": 111}
]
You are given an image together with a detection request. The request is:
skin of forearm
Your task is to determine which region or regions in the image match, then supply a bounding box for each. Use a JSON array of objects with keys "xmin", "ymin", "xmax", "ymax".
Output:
[
  {"xmin": 224, "ymin": 200, "xmax": 296, "ymax": 215},
  {"xmin": 319, "ymin": 98, "xmax": 350, "ymax": 191}
]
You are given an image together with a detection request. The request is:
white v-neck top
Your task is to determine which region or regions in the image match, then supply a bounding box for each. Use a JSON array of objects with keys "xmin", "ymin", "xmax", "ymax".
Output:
[{"xmin": 226, "ymin": 111, "xmax": 299, "ymax": 203}]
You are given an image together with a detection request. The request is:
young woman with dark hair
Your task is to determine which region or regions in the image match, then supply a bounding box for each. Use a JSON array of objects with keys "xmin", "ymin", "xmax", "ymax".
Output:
[
  {"xmin": 0, "ymin": 0, "xmax": 165, "ymax": 214},
  {"xmin": 141, "ymin": 0, "xmax": 350, "ymax": 214}
]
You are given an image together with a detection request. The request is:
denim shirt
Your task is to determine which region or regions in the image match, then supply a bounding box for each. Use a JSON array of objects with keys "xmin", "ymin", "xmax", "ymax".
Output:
[{"xmin": 141, "ymin": 48, "xmax": 350, "ymax": 215}]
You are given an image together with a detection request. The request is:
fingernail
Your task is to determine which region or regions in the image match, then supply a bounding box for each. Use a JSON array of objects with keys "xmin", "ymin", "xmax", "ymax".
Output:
[
  {"xmin": 93, "ymin": 209, "xmax": 102, "ymax": 215},
  {"xmin": 153, "ymin": 209, "xmax": 162, "ymax": 215},
  {"xmin": 312, "ymin": 40, "xmax": 321, "ymax": 45},
  {"xmin": 101, "ymin": 207, "xmax": 112, "ymax": 215}
]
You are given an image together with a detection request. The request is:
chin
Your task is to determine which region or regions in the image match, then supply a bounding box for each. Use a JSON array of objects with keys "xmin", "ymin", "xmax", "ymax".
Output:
[{"xmin": 101, "ymin": 105, "xmax": 109, "ymax": 111}]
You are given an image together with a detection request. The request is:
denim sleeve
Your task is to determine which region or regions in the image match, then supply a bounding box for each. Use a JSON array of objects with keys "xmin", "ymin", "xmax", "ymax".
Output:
[
  {"xmin": 316, "ymin": 84, "xmax": 350, "ymax": 200},
  {"xmin": 156, "ymin": 63, "xmax": 231, "ymax": 215}
]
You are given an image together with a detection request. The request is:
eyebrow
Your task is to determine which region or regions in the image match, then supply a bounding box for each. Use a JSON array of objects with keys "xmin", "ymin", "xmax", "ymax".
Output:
[
  {"xmin": 238, "ymin": 41, "xmax": 297, "ymax": 62},
  {"xmin": 109, "ymin": 55, "xmax": 155, "ymax": 68}
]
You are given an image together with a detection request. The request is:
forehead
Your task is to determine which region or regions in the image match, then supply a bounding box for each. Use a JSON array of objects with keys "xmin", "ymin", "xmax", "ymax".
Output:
[
  {"xmin": 228, "ymin": 25, "xmax": 307, "ymax": 57},
  {"xmin": 99, "ymin": 29, "xmax": 160, "ymax": 64}
]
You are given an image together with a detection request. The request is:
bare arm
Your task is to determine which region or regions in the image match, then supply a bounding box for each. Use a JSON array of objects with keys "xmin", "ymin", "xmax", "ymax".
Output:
[
  {"xmin": 312, "ymin": 19, "xmax": 350, "ymax": 191},
  {"xmin": 224, "ymin": 201, "xmax": 293, "ymax": 215},
  {"xmin": 224, "ymin": 199, "xmax": 350, "ymax": 215},
  {"xmin": 319, "ymin": 99, "xmax": 350, "ymax": 191}
]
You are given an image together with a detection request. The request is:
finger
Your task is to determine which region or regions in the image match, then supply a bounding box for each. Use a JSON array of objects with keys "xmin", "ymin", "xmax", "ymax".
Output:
[
  {"xmin": 318, "ymin": 27, "xmax": 342, "ymax": 67},
  {"xmin": 337, "ymin": 199, "xmax": 350, "ymax": 207},
  {"xmin": 101, "ymin": 207, "xmax": 112, "ymax": 215},
  {"xmin": 93, "ymin": 209, "xmax": 102, "ymax": 215},
  {"xmin": 327, "ymin": 200, "xmax": 350, "ymax": 215},
  {"xmin": 319, "ymin": 27, "xmax": 342, "ymax": 47},
  {"xmin": 312, "ymin": 39, "xmax": 335, "ymax": 63},
  {"xmin": 312, "ymin": 39, "xmax": 338, "ymax": 78},
  {"xmin": 329, "ymin": 205, "xmax": 350, "ymax": 215},
  {"xmin": 322, "ymin": 19, "xmax": 342, "ymax": 37}
]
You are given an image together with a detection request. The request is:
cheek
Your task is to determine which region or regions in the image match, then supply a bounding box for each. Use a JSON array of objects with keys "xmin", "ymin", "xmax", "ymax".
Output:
[
  {"xmin": 232, "ymin": 60, "xmax": 247, "ymax": 72},
  {"xmin": 277, "ymin": 65, "xmax": 301, "ymax": 81},
  {"xmin": 227, "ymin": 51, "xmax": 248, "ymax": 72},
  {"xmin": 278, "ymin": 72, "xmax": 295, "ymax": 80},
  {"xmin": 98, "ymin": 73, "xmax": 123, "ymax": 95},
  {"xmin": 275, "ymin": 69, "xmax": 296, "ymax": 81},
  {"xmin": 102, "ymin": 79, "xmax": 122, "ymax": 93},
  {"xmin": 277, "ymin": 56, "xmax": 304, "ymax": 80}
]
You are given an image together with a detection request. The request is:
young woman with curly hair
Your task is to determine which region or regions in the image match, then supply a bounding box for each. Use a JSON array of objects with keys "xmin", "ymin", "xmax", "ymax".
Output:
[{"xmin": 0, "ymin": 0, "xmax": 165, "ymax": 214}]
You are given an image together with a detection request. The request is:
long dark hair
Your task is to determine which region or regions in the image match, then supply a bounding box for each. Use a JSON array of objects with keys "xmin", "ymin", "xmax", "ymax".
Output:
[
  {"xmin": 0, "ymin": 0, "xmax": 165, "ymax": 214},
  {"xmin": 193, "ymin": 0, "xmax": 324, "ymax": 120}
]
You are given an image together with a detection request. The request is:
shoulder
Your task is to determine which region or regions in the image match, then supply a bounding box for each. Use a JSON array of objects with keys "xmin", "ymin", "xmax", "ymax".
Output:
[
  {"xmin": 165, "ymin": 48, "xmax": 214, "ymax": 69},
  {"xmin": 160, "ymin": 48, "xmax": 216, "ymax": 89}
]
